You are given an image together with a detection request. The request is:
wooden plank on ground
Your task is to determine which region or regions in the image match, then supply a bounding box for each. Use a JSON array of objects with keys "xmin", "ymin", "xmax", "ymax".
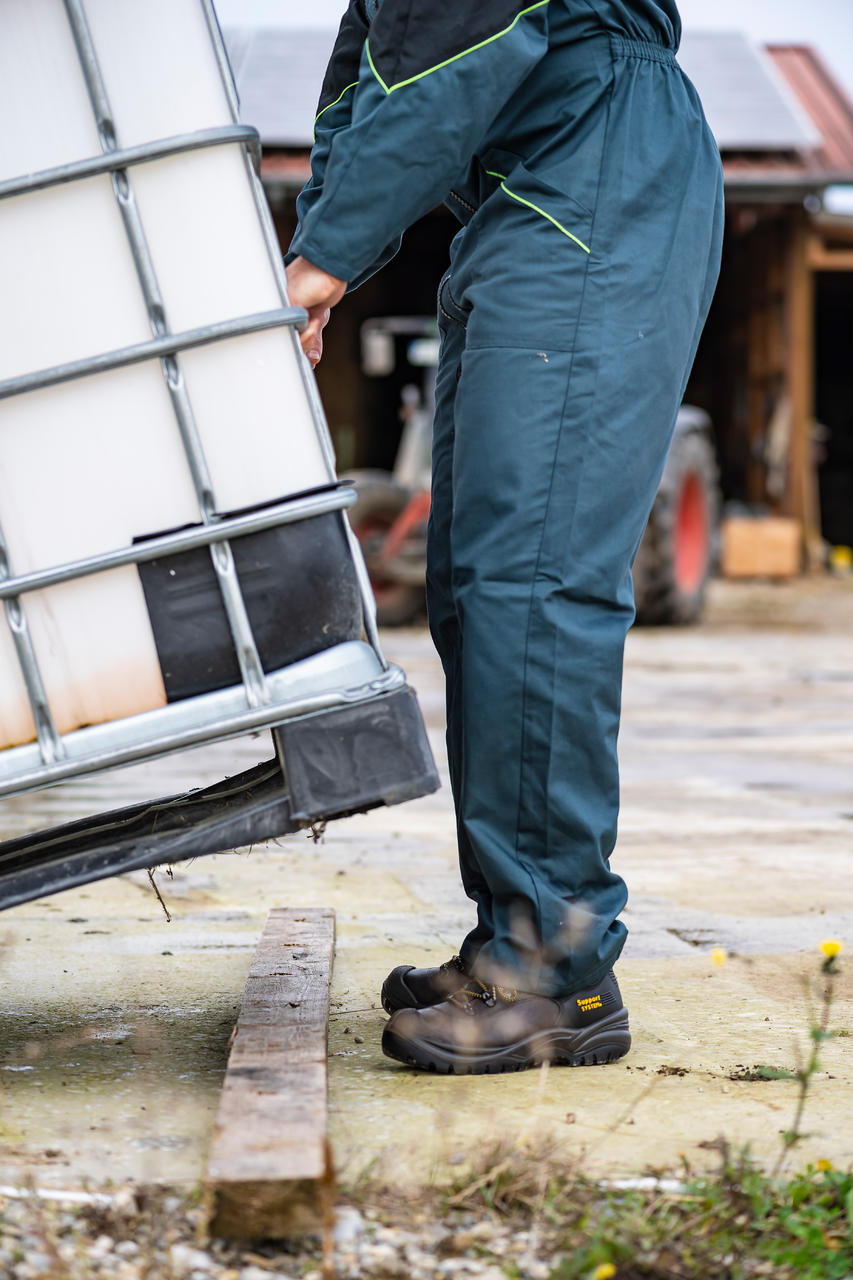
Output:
[{"xmin": 205, "ymin": 907, "xmax": 335, "ymax": 1239}]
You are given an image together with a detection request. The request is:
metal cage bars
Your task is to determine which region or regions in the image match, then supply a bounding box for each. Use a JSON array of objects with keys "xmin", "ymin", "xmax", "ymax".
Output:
[
  {"xmin": 64, "ymin": 0, "xmax": 281, "ymax": 713},
  {"xmin": 0, "ymin": 0, "xmax": 385, "ymax": 784},
  {"xmin": 0, "ymin": 124, "xmax": 263, "ymax": 202},
  {"xmin": 196, "ymin": 0, "xmax": 387, "ymax": 665}
]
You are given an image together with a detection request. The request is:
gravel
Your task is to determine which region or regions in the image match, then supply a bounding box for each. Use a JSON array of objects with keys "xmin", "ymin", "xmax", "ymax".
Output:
[{"xmin": 0, "ymin": 1188, "xmax": 559, "ymax": 1279}]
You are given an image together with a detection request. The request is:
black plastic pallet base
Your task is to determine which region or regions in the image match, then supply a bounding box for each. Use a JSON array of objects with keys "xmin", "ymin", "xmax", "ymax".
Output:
[
  {"xmin": 0, "ymin": 685, "xmax": 439, "ymax": 912},
  {"xmin": 274, "ymin": 685, "xmax": 439, "ymax": 822}
]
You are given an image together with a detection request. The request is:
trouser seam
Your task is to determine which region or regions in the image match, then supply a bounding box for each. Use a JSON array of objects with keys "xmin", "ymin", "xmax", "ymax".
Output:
[
  {"xmin": 428, "ymin": 301, "xmax": 493, "ymax": 927},
  {"xmin": 511, "ymin": 74, "xmax": 616, "ymax": 936}
]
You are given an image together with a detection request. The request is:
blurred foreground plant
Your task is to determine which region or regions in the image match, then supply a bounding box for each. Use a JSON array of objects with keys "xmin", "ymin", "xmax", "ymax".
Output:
[
  {"xmin": 767, "ymin": 939, "xmax": 845, "ymax": 1176},
  {"xmin": 439, "ymin": 1140, "xmax": 853, "ymax": 1280}
]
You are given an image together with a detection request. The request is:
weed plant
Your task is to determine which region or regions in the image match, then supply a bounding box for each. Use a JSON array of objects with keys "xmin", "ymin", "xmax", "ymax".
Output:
[{"xmin": 439, "ymin": 1150, "xmax": 853, "ymax": 1280}]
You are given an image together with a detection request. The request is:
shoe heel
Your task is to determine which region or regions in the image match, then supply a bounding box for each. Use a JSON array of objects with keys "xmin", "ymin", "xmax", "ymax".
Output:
[{"xmin": 554, "ymin": 1008, "xmax": 631, "ymax": 1066}]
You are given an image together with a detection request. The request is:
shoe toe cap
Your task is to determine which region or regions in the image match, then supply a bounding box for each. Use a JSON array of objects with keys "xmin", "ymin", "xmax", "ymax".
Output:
[
  {"xmin": 385, "ymin": 1006, "xmax": 423, "ymax": 1038},
  {"xmin": 381, "ymin": 966, "xmax": 417, "ymax": 1014}
]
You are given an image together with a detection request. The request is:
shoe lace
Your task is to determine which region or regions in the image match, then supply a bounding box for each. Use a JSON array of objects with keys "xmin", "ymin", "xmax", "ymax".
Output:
[
  {"xmin": 448, "ymin": 977, "xmax": 518, "ymax": 1012},
  {"xmin": 439, "ymin": 955, "xmax": 466, "ymax": 974}
]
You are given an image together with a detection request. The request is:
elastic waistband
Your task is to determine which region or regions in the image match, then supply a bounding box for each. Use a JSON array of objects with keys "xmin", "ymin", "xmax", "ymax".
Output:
[{"xmin": 609, "ymin": 36, "xmax": 678, "ymax": 66}]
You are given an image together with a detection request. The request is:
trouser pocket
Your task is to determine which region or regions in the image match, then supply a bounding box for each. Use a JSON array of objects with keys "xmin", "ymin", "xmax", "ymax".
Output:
[{"xmin": 437, "ymin": 271, "xmax": 471, "ymax": 329}]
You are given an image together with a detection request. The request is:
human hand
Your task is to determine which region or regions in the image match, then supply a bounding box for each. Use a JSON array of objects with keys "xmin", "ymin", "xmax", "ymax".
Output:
[{"xmin": 285, "ymin": 256, "xmax": 347, "ymax": 368}]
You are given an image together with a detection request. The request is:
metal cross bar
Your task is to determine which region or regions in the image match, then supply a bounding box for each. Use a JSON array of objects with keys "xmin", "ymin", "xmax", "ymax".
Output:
[
  {"xmin": 0, "ymin": 309, "xmax": 307, "ymax": 402},
  {"xmin": 0, "ymin": 124, "xmax": 262, "ymax": 202},
  {"xmin": 0, "ymin": 655, "xmax": 406, "ymax": 800},
  {"xmin": 0, "ymin": 487, "xmax": 356, "ymax": 602}
]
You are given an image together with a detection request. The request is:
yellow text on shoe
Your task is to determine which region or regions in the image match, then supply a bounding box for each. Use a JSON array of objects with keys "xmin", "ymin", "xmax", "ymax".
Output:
[{"xmin": 577, "ymin": 994, "xmax": 603, "ymax": 1012}]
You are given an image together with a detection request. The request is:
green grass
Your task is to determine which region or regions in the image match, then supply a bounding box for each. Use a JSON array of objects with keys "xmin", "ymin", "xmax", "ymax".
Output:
[
  {"xmin": 558, "ymin": 1166, "xmax": 853, "ymax": 1279},
  {"xmin": 439, "ymin": 1145, "xmax": 853, "ymax": 1280}
]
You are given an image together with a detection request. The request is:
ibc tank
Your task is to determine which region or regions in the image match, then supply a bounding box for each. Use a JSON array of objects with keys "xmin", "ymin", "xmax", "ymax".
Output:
[{"xmin": 0, "ymin": 0, "xmax": 362, "ymax": 754}]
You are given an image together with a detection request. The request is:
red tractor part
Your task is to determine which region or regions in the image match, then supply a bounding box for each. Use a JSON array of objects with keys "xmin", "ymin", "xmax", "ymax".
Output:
[
  {"xmin": 348, "ymin": 473, "xmax": 428, "ymax": 626},
  {"xmin": 632, "ymin": 410, "xmax": 719, "ymax": 625}
]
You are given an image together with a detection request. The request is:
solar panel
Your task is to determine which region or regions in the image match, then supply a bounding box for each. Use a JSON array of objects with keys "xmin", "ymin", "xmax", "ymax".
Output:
[
  {"xmin": 221, "ymin": 23, "xmax": 823, "ymax": 155},
  {"xmin": 677, "ymin": 31, "xmax": 821, "ymax": 151},
  {"xmin": 223, "ymin": 26, "xmax": 336, "ymax": 147}
]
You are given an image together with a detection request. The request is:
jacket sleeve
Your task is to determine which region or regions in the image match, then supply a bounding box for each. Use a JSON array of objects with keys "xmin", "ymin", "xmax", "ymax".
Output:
[
  {"xmin": 288, "ymin": 0, "xmax": 551, "ymax": 286},
  {"xmin": 286, "ymin": 0, "xmax": 402, "ymax": 289}
]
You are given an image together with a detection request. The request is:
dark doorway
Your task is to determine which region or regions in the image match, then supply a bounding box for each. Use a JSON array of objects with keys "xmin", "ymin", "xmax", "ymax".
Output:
[{"xmin": 815, "ymin": 272, "xmax": 853, "ymax": 547}]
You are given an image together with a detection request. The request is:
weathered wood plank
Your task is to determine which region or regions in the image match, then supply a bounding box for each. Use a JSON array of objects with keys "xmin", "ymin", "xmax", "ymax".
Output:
[{"xmin": 205, "ymin": 907, "xmax": 335, "ymax": 1239}]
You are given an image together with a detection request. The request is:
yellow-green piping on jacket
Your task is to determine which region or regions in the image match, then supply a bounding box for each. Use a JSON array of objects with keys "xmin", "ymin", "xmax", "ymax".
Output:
[
  {"xmin": 486, "ymin": 169, "xmax": 590, "ymax": 254},
  {"xmin": 365, "ymin": 0, "xmax": 551, "ymax": 95},
  {"xmin": 313, "ymin": 81, "xmax": 359, "ymax": 139}
]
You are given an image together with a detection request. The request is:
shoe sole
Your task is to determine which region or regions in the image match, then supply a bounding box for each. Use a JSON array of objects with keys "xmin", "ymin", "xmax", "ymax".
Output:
[{"xmin": 382, "ymin": 1008, "xmax": 631, "ymax": 1074}]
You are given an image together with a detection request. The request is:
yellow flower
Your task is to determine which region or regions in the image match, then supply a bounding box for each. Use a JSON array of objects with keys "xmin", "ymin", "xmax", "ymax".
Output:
[
  {"xmin": 817, "ymin": 1159, "xmax": 834, "ymax": 1172},
  {"xmin": 591, "ymin": 1266, "xmax": 617, "ymax": 1280},
  {"xmin": 820, "ymin": 939, "xmax": 843, "ymax": 959},
  {"xmin": 711, "ymin": 947, "xmax": 728, "ymax": 968}
]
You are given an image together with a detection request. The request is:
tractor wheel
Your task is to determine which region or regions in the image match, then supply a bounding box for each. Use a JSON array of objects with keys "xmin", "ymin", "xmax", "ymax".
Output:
[
  {"xmin": 633, "ymin": 428, "xmax": 719, "ymax": 625},
  {"xmin": 347, "ymin": 473, "xmax": 426, "ymax": 627}
]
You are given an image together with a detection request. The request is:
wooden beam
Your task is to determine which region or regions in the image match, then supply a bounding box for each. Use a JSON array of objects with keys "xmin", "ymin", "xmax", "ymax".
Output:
[
  {"xmin": 205, "ymin": 907, "xmax": 336, "ymax": 1239},
  {"xmin": 808, "ymin": 244, "xmax": 853, "ymax": 272},
  {"xmin": 786, "ymin": 213, "xmax": 823, "ymax": 568}
]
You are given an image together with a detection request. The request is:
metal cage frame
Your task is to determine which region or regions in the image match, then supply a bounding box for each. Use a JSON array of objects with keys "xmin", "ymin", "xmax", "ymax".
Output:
[{"xmin": 0, "ymin": 0, "xmax": 402, "ymax": 804}]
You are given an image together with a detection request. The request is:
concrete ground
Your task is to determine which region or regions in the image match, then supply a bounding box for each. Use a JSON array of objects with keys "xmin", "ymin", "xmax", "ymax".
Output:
[{"xmin": 0, "ymin": 578, "xmax": 851, "ymax": 1192}]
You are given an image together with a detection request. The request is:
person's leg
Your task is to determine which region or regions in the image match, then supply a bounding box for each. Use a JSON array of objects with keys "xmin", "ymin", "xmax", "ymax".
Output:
[
  {"xmin": 383, "ymin": 242, "xmax": 717, "ymax": 1062},
  {"xmin": 447, "ymin": 338, "xmax": 633, "ymax": 996},
  {"xmin": 425, "ymin": 276, "xmax": 494, "ymax": 965},
  {"xmin": 399, "ymin": 42, "xmax": 724, "ymax": 1002}
]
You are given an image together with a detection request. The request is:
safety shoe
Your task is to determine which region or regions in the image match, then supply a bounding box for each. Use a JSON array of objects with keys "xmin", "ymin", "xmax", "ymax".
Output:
[
  {"xmin": 381, "ymin": 954, "xmax": 469, "ymax": 1015},
  {"xmin": 382, "ymin": 969, "xmax": 630, "ymax": 1073}
]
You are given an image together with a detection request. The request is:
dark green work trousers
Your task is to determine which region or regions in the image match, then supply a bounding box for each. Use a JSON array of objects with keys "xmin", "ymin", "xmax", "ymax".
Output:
[{"xmin": 426, "ymin": 34, "xmax": 724, "ymax": 996}]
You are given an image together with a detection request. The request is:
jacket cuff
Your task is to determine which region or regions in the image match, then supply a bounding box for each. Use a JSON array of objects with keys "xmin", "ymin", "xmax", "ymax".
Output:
[{"xmin": 286, "ymin": 231, "xmax": 355, "ymax": 287}]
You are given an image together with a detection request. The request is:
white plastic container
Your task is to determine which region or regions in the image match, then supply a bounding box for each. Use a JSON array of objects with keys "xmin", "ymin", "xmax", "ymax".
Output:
[{"xmin": 0, "ymin": 0, "xmax": 336, "ymax": 751}]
